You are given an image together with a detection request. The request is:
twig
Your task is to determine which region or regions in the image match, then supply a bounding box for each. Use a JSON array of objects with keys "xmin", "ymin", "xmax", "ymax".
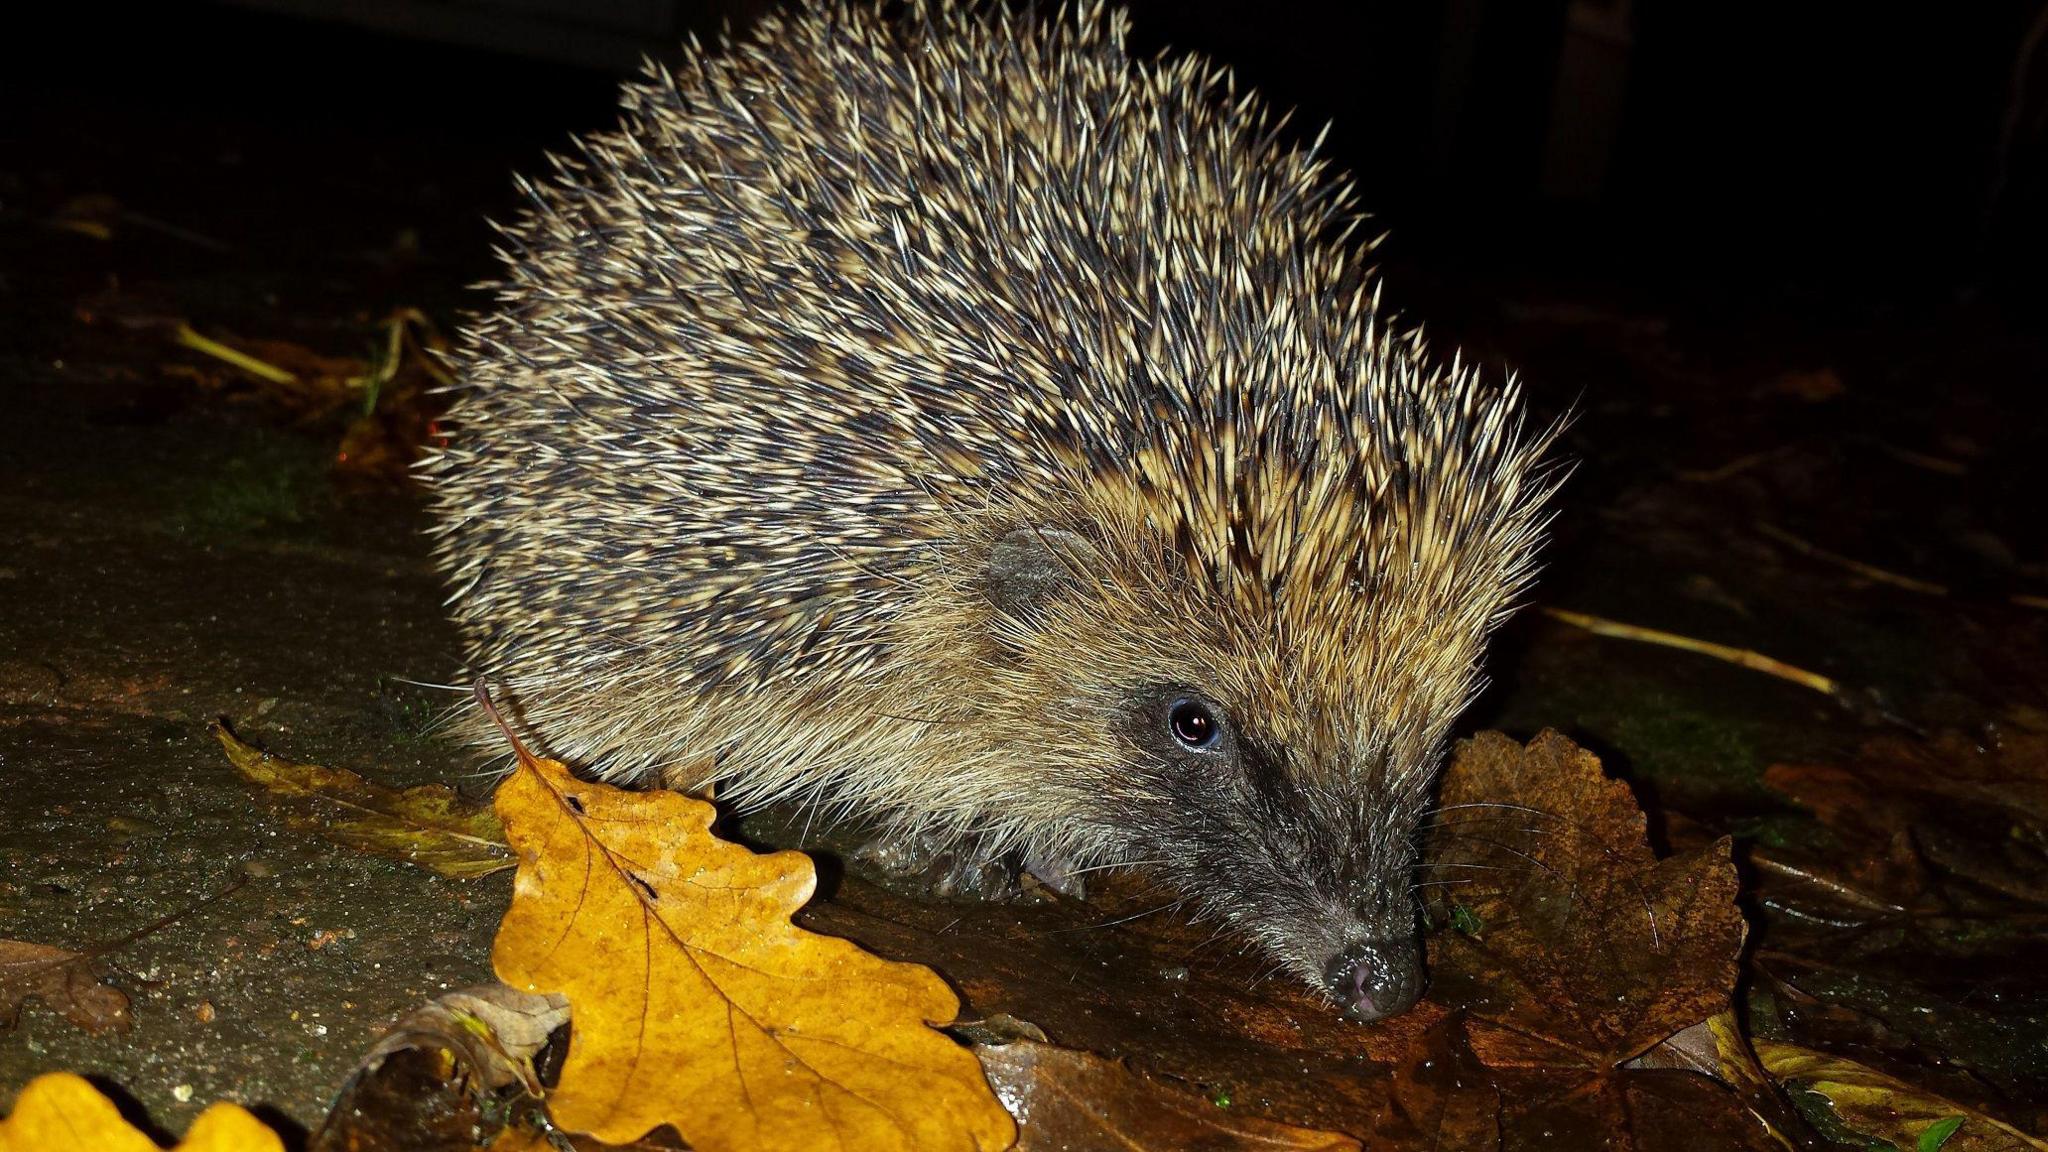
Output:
[
  {"xmin": 1849, "ymin": 434, "xmax": 1969, "ymax": 477},
  {"xmin": 389, "ymin": 307, "xmax": 459, "ymax": 388},
  {"xmin": 1539, "ymin": 607, "xmax": 1842, "ymax": 698},
  {"xmin": 1986, "ymin": 0, "xmax": 2048, "ymax": 232},
  {"xmin": 171, "ymin": 323, "xmax": 298, "ymax": 386},
  {"xmin": 1757, "ymin": 523, "xmax": 1949, "ymax": 596},
  {"xmin": 1675, "ymin": 445, "xmax": 1795, "ymax": 484},
  {"xmin": 1759, "ymin": 522, "xmax": 2047, "ymax": 611}
]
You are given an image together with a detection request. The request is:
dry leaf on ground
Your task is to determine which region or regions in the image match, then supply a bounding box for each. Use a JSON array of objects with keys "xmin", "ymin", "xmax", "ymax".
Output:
[
  {"xmin": 484, "ymin": 1126, "xmax": 684, "ymax": 1150},
  {"xmin": 0, "ymin": 1072, "xmax": 283, "ymax": 1152},
  {"xmin": 490, "ymin": 732, "xmax": 1015, "ymax": 1151},
  {"xmin": 975, "ymin": 1039, "xmax": 1360, "ymax": 1152},
  {"xmin": 1373, "ymin": 1017, "xmax": 1504, "ymax": 1148},
  {"xmin": 0, "ymin": 938, "xmax": 131, "ymax": 1035},
  {"xmin": 1748, "ymin": 722, "xmax": 2048, "ymax": 1126},
  {"xmin": 1404, "ymin": 730, "xmax": 1770, "ymax": 1148},
  {"xmin": 357, "ymin": 983, "xmax": 568, "ymax": 1096},
  {"xmin": 214, "ymin": 721, "xmax": 512, "ymax": 879},
  {"xmin": 794, "ymin": 728, "xmax": 1767, "ymax": 1149},
  {"xmin": 309, "ymin": 984, "xmax": 570, "ymax": 1152},
  {"xmin": 75, "ymin": 293, "xmax": 453, "ymax": 481},
  {"xmin": 1424, "ymin": 729, "xmax": 1748, "ymax": 1067},
  {"xmin": 1758, "ymin": 1041, "xmax": 2048, "ymax": 1152},
  {"xmin": 1762, "ymin": 718, "xmax": 2048, "ymax": 912}
]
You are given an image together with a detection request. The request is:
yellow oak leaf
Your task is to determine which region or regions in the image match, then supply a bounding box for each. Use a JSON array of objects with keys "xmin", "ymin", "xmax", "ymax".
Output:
[
  {"xmin": 0, "ymin": 1072, "xmax": 283, "ymax": 1152},
  {"xmin": 1757, "ymin": 1042, "xmax": 2047, "ymax": 1152},
  {"xmin": 214, "ymin": 721, "xmax": 512, "ymax": 879},
  {"xmin": 490, "ymin": 735, "xmax": 1016, "ymax": 1152}
]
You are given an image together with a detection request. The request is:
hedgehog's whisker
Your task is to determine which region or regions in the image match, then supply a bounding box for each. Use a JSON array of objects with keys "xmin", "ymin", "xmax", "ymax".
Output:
[
  {"xmin": 1423, "ymin": 834, "xmax": 1563, "ymax": 881},
  {"xmin": 1060, "ymin": 857, "xmax": 1159, "ymax": 877},
  {"xmin": 381, "ymin": 674, "xmax": 473, "ymax": 693},
  {"xmin": 1424, "ymin": 800, "xmax": 1563, "ymax": 820},
  {"xmin": 1055, "ymin": 893, "xmax": 1191, "ymax": 933},
  {"xmin": 1419, "ymin": 819, "xmax": 1557, "ymax": 837}
]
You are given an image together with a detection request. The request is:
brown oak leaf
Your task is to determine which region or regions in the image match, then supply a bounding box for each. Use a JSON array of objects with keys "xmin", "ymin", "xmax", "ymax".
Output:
[
  {"xmin": 0, "ymin": 938, "xmax": 130, "ymax": 1036},
  {"xmin": 976, "ymin": 1039, "xmax": 1361, "ymax": 1151},
  {"xmin": 1425, "ymin": 730, "xmax": 1747, "ymax": 1067}
]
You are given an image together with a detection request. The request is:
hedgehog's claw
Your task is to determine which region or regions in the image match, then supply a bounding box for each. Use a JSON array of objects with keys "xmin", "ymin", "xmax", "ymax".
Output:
[{"xmin": 1020, "ymin": 847, "xmax": 1088, "ymax": 900}]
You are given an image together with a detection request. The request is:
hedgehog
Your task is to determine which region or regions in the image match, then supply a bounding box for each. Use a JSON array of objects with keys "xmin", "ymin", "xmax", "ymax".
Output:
[{"xmin": 419, "ymin": 0, "xmax": 1563, "ymax": 1022}]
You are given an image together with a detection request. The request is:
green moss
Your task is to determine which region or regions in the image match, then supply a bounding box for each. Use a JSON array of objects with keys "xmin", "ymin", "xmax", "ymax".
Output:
[
  {"xmin": 1728, "ymin": 812, "xmax": 1820, "ymax": 851},
  {"xmin": 1483, "ymin": 643, "xmax": 1776, "ymax": 804},
  {"xmin": 1594, "ymin": 691, "xmax": 1765, "ymax": 796},
  {"xmin": 1449, "ymin": 902, "xmax": 1485, "ymax": 937},
  {"xmin": 167, "ymin": 437, "xmax": 328, "ymax": 539}
]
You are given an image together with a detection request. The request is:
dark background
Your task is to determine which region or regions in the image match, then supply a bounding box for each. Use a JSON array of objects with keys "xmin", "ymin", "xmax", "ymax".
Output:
[
  {"xmin": 9, "ymin": 0, "xmax": 2044, "ymax": 294},
  {"xmin": 8, "ymin": 0, "xmax": 2046, "ymax": 635},
  {"xmin": 4, "ymin": 0, "xmax": 2044, "ymax": 643}
]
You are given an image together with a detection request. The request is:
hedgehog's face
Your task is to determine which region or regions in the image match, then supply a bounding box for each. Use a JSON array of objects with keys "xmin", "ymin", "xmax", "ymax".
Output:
[
  {"xmin": 1100, "ymin": 673, "xmax": 1440, "ymax": 1023},
  {"xmin": 980, "ymin": 522, "xmax": 1488, "ymax": 1022}
]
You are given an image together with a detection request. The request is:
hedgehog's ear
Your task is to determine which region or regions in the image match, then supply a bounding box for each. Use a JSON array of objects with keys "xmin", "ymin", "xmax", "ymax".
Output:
[{"xmin": 986, "ymin": 526, "xmax": 1103, "ymax": 618}]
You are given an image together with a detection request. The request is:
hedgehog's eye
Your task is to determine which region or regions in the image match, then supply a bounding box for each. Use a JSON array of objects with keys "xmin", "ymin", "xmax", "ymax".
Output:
[{"xmin": 1168, "ymin": 698, "xmax": 1221, "ymax": 750}]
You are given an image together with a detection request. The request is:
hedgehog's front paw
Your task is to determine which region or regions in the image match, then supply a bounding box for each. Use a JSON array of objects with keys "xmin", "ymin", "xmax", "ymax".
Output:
[
  {"xmin": 852, "ymin": 828, "xmax": 1018, "ymax": 901},
  {"xmin": 1019, "ymin": 846, "xmax": 1088, "ymax": 900}
]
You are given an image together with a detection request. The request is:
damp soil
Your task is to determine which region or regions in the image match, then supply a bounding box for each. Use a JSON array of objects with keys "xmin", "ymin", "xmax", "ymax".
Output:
[{"xmin": 4, "ymin": 5, "xmax": 2046, "ymax": 1144}]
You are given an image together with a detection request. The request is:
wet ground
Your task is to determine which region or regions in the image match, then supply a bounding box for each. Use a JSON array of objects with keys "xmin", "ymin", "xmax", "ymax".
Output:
[{"xmin": 4, "ymin": 5, "xmax": 2045, "ymax": 1144}]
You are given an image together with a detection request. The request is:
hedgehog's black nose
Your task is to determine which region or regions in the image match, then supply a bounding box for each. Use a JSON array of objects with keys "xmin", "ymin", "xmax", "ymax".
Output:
[{"xmin": 1323, "ymin": 937, "xmax": 1424, "ymax": 1023}]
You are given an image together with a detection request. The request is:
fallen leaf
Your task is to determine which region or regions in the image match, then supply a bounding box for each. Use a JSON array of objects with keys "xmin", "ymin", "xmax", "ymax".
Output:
[
  {"xmin": 484, "ymin": 1125, "xmax": 684, "ymax": 1150},
  {"xmin": 1756, "ymin": 761, "xmax": 1942, "ymax": 916},
  {"xmin": 0, "ymin": 1072, "xmax": 284, "ymax": 1152},
  {"xmin": 975, "ymin": 1039, "xmax": 1361, "ymax": 1151},
  {"xmin": 309, "ymin": 983, "xmax": 571, "ymax": 1152},
  {"xmin": 1403, "ymin": 731, "xmax": 1781, "ymax": 1149},
  {"xmin": 1424, "ymin": 730, "xmax": 1748, "ymax": 1067},
  {"xmin": 214, "ymin": 721, "xmax": 512, "ymax": 879},
  {"xmin": 1749, "ymin": 722, "xmax": 2048, "ymax": 1123},
  {"xmin": 0, "ymin": 938, "xmax": 131, "ymax": 1035},
  {"xmin": 1758, "ymin": 1041, "xmax": 2048, "ymax": 1152},
  {"xmin": 1629, "ymin": 1011, "xmax": 1840, "ymax": 1142},
  {"xmin": 491, "ymin": 734, "xmax": 1015, "ymax": 1151},
  {"xmin": 75, "ymin": 294, "xmax": 451, "ymax": 481},
  {"xmin": 363, "ymin": 982, "xmax": 568, "ymax": 1095},
  {"xmin": 1760, "ymin": 718, "xmax": 2048, "ymax": 913},
  {"xmin": 1373, "ymin": 1018, "xmax": 1502, "ymax": 1148},
  {"xmin": 794, "ymin": 730, "xmax": 1768, "ymax": 1149},
  {"xmin": 1377, "ymin": 1013, "xmax": 1784, "ymax": 1152}
]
